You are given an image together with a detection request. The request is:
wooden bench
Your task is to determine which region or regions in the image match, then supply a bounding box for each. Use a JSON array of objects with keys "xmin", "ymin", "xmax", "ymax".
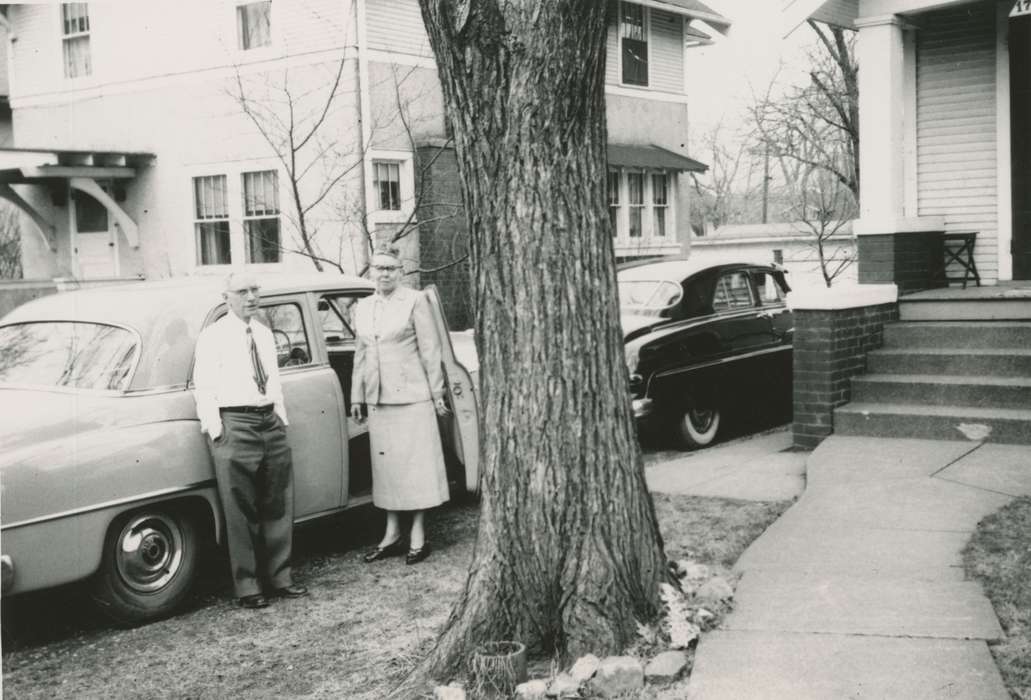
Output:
[{"xmin": 937, "ymin": 231, "xmax": 981, "ymax": 288}]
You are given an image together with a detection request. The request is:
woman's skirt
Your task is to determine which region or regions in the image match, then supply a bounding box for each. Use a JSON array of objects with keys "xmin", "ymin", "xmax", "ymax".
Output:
[{"xmin": 368, "ymin": 400, "xmax": 449, "ymax": 510}]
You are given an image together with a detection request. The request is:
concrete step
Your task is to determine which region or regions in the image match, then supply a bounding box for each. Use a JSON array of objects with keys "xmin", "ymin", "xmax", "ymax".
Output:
[
  {"xmin": 884, "ymin": 321, "xmax": 1031, "ymax": 349},
  {"xmin": 851, "ymin": 374, "xmax": 1031, "ymax": 409},
  {"xmin": 834, "ymin": 402, "xmax": 1031, "ymax": 444},
  {"xmin": 900, "ymin": 297, "xmax": 1031, "ymax": 321},
  {"xmin": 867, "ymin": 347, "xmax": 1031, "ymax": 377}
]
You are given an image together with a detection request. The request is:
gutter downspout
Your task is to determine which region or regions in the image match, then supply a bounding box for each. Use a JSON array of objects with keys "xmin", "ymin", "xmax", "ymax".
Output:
[{"xmin": 355, "ymin": 0, "xmax": 373, "ymax": 260}]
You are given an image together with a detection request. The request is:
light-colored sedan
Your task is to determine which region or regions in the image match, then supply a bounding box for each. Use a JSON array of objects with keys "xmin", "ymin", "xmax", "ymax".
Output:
[{"xmin": 0, "ymin": 273, "xmax": 478, "ymax": 624}]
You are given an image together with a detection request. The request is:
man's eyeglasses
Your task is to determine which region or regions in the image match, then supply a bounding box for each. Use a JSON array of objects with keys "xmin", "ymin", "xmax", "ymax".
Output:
[
  {"xmin": 228, "ymin": 286, "xmax": 260, "ymax": 296},
  {"xmin": 372, "ymin": 265, "xmax": 401, "ymax": 273}
]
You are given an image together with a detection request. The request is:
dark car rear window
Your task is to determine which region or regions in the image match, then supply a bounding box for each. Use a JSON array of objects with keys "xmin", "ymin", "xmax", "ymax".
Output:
[{"xmin": 0, "ymin": 322, "xmax": 139, "ymax": 392}]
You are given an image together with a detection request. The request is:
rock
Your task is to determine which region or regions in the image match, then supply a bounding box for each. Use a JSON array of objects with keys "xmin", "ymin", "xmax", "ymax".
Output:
[
  {"xmin": 546, "ymin": 673, "xmax": 580, "ymax": 698},
  {"xmin": 696, "ymin": 576, "xmax": 734, "ymax": 603},
  {"xmin": 694, "ymin": 607, "xmax": 716, "ymax": 624},
  {"xmin": 645, "ymin": 650, "xmax": 688, "ymax": 682},
  {"xmin": 433, "ymin": 685, "xmax": 465, "ymax": 700},
  {"xmin": 515, "ymin": 679, "xmax": 549, "ymax": 699},
  {"xmin": 588, "ymin": 656, "xmax": 644, "ymax": 698},
  {"xmin": 680, "ymin": 561, "xmax": 711, "ymax": 581},
  {"xmin": 569, "ymin": 653, "xmax": 601, "ymax": 683}
]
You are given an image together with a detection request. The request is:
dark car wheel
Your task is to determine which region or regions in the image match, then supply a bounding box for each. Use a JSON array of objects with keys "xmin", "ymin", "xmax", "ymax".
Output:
[
  {"xmin": 90, "ymin": 506, "xmax": 200, "ymax": 626},
  {"xmin": 674, "ymin": 406, "xmax": 721, "ymax": 450}
]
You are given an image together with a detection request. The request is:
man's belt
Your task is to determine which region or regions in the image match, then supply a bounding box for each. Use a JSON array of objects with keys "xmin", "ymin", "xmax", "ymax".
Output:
[{"xmin": 220, "ymin": 405, "xmax": 274, "ymax": 414}]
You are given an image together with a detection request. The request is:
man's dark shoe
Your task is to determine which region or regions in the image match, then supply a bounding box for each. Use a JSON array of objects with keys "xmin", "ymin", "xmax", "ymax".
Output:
[
  {"xmin": 239, "ymin": 594, "xmax": 270, "ymax": 609},
  {"xmin": 274, "ymin": 583, "xmax": 309, "ymax": 598},
  {"xmin": 405, "ymin": 543, "xmax": 431, "ymax": 565},
  {"xmin": 363, "ymin": 538, "xmax": 406, "ymax": 563}
]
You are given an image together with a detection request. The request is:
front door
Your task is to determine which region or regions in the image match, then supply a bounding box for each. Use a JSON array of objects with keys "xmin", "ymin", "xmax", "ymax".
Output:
[
  {"xmin": 72, "ymin": 188, "xmax": 118, "ymax": 279},
  {"xmin": 1011, "ymin": 14, "xmax": 1031, "ymax": 279}
]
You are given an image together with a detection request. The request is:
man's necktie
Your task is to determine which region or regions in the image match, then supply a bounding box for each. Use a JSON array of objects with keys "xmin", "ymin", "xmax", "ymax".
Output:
[{"xmin": 246, "ymin": 325, "xmax": 268, "ymax": 395}]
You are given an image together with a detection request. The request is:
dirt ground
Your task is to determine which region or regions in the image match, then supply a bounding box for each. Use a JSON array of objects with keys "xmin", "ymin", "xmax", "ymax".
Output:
[{"xmin": 1, "ymin": 487, "xmax": 789, "ymax": 700}]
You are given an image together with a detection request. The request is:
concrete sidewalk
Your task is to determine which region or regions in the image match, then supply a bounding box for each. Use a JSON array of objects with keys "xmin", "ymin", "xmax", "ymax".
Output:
[{"xmin": 682, "ymin": 436, "xmax": 1031, "ymax": 699}]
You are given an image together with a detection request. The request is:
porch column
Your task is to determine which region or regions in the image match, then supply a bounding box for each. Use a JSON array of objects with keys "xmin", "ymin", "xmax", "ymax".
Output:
[{"xmin": 853, "ymin": 15, "xmax": 945, "ymax": 292}]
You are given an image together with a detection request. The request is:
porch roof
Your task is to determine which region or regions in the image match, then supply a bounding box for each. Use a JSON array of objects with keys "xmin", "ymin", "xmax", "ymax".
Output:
[
  {"xmin": 0, "ymin": 147, "xmax": 154, "ymax": 183},
  {"xmin": 607, "ymin": 143, "xmax": 708, "ymax": 172},
  {"xmin": 638, "ymin": 0, "xmax": 732, "ymax": 35}
]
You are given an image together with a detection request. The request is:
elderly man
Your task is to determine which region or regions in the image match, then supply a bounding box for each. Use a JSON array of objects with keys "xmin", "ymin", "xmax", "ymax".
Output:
[{"xmin": 193, "ymin": 272, "xmax": 308, "ymax": 609}]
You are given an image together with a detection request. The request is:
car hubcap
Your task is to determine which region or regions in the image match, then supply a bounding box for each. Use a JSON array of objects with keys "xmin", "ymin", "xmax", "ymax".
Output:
[
  {"xmin": 115, "ymin": 513, "xmax": 184, "ymax": 593},
  {"xmin": 688, "ymin": 408, "xmax": 716, "ymax": 433}
]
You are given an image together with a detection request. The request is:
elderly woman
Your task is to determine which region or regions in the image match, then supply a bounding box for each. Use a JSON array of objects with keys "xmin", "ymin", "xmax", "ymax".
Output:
[{"xmin": 350, "ymin": 243, "xmax": 450, "ymax": 565}]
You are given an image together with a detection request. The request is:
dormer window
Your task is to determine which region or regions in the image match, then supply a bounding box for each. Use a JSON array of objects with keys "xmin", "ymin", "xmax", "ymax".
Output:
[
  {"xmin": 61, "ymin": 3, "xmax": 92, "ymax": 78},
  {"xmin": 237, "ymin": 1, "xmax": 272, "ymax": 50},
  {"xmin": 620, "ymin": 2, "xmax": 648, "ymax": 87}
]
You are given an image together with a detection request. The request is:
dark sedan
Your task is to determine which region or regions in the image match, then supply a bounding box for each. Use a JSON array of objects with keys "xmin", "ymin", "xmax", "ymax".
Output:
[{"xmin": 620, "ymin": 259, "xmax": 793, "ymax": 449}]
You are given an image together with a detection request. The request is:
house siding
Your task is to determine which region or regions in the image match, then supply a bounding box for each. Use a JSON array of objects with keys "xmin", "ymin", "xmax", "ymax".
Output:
[
  {"xmin": 366, "ymin": 0, "xmax": 431, "ymax": 56},
  {"xmin": 606, "ymin": 5, "xmax": 685, "ymax": 94},
  {"xmin": 915, "ymin": 2, "xmax": 998, "ymax": 281}
]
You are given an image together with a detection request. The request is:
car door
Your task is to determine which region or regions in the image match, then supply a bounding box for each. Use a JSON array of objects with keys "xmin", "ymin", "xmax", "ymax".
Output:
[
  {"xmin": 258, "ymin": 296, "xmax": 346, "ymax": 519},
  {"xmin": 709, "ymin": 269, "xmax": 773, "ymax": 356},
  {"xmin": 752, "ymin": 269, "xmax": 793, "ymax": 346},
  {"xmin": 423, "ymin": 286, "xmax": 480, "ymax": 494}
]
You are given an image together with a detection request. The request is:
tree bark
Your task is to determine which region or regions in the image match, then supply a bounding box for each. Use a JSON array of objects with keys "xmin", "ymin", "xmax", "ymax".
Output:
[{"xmin": 400, "ymin": 0, "xmax": 668, "ymax": 692}]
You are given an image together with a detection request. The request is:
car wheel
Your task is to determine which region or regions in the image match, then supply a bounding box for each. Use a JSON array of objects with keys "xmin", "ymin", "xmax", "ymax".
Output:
[
  {"xmin": 90, "ymin": 506, "xmax": 200, "ymax": 626},
  {"xmin": 674, "ymin": 405, "xmax": 721, "ymax": 450}
]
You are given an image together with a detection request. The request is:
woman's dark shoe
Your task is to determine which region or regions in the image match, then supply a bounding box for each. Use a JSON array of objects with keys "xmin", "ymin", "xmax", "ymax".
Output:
[
  {"xmin": 405, "ymin": 543, "xmax": 431, "ymax": 565},
  {"xmin": 274, "ymin": 583, "xmax": 309, "ymax": 598},
  {"xmin": 239, "ymin": 594, "xmax": 269, "ymax": 609},
  {"xmin": 363, "ymin": 538, "xmax": 406, "ymax": 563}
]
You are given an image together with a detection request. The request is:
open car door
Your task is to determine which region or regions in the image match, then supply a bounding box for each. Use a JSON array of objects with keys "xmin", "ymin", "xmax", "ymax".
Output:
[{"xmin": 423, "ymin": 286, "xmax": 480, "ymax": 494}]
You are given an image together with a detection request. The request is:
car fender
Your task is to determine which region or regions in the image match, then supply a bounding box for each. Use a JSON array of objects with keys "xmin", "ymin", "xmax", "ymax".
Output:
[{"xmin": 0, "ymin": 420, "xmax": 221, "ymax": 595}]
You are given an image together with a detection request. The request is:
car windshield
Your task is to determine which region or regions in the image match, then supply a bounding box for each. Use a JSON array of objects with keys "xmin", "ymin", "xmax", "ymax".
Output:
[
  {"xmin": 0, "ymin": 322, "xmax": 139, "ymax": 391},
  {"xmin": 618, "ymin": 280, "xmax": 683, "ymax": 316}
]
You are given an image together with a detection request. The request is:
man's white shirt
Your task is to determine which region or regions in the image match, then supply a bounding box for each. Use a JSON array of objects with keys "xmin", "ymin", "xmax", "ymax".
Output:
[{"xmin": 193, "ymin": 312, "xmax": 288, "ymax": 439}]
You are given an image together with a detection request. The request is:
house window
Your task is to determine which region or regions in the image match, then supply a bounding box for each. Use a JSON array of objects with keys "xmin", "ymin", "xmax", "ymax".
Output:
[
  {"xmin": 237, "ymin": 1, "xmax": 272, "ymax": 50},
  {"xmin": 242, "ymin": 170, "xmax": 281, "ymax": 263},
  {"xmin": 627, "ymin": 172, "xmax": 644, "ymax": 238},
  {"xmin": 652, "ymin": 173, "xmax": 668, "ymax": 237},
  {"xmin": 607, "ymin": 170, "xmax": 620, "ymax": 238},
  {"xmin": 373, "ymin": 161, "xmax": 401, "ymax": 211},
  {"xmin": 194, "ymin": 175, "xmax": 231, "ymax": 266},
  {"xmin": 61, "ymin": 3, "xmax": 91, "ymax": 78},
  {"xmin": 620, "ymin": 2, "xmax": 648, "ymax": 87}
]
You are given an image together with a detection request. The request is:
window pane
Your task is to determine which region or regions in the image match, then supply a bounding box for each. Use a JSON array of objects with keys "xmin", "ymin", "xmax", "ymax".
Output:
[
  {"xmin": 713, "ymin": 272, "xmax": 754, "ymax": 310},
  {"xmin": 63, "ymin": 35, "xmax": 91, "ymax": 78},
  {"xmin": 654, "ymin": 208, "xmax": 666, "ymax": 237},
  {"xmin": 607, "ymin": 170, "xmax": 620, "ymax": 205},
  {"xmin": 197, "ymin": 221, "xmax": 231, "ymax": 265},
  {"xmin": 74, "ymin": 191, "xmax": 108, "ymax": 233},
  {"xmin": 237, "ymin": 1, "xmax": 272, "ymax": 50},
  {"xmin": 627, "ymin": 173, "xmax": 643, "ymax": 204},
  {"xmin": 194, "ymin": 175, "xmax": 228, "ymax": 219},
  {"xmin": 62, "ymin": 4, "xmax": 89, "ymax": 35},
  {"xmin": 258, "ymin": 303, "xmax": 312, "ymax": 368},
  {"xmin": 0, "ymin": 322, "xmax": 137, "ymax": 391},
  {"xmin": 373, "ymin": 161, "xmax": 401, "ymax": 211},
  {"xmin": 629, "ymin": 208, "xmax": 642, "ymax": 238},
  {"xmin": 621, "ymin": 4, "xmax": 648, "ymax": 87},
  {"xmin": 652, "ymin": 173, "xmax": 667, "ymax": 205},
  {"xmin": 243, "ymin": 170, "xmax": 279, "ymax": 216},
  {"xmin": 246, "ymin": 219, "xmax": 281, "ymax": 263}
]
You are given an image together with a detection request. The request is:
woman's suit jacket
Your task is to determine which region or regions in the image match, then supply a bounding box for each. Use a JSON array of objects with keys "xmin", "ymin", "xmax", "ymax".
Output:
[{"xmin": 350, "ymin": 286, "xmax": 444, "ymax": 406}]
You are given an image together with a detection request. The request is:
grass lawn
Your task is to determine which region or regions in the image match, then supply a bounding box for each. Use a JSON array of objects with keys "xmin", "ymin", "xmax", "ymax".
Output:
[
  {"xmin": 2, "ymin": 493, "xmax": 791, "ymax": 699},
  {"xmin": 962, "ymin": 496, "xmax": 1031, "ymax": 700}
]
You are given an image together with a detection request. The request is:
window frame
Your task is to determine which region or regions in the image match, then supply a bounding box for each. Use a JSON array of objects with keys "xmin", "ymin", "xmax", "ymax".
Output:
[
  {"xmin": 193, "ymin": 174, "xmax": 232, "ymax": 267},
  {"xmin": 366, "ymin": 151, "xmax": 415, "ymax": 225},
  {"xmin": 60, "ymin": 3, "xmax": 92, "ymax": 80},
  {"xmin": 626, "ymin": 170, "xmax": 645, "ymax": 239},
  {"xmin": 241, "ymin": 170, "xmax": 282, "ymax": 264},
  {"xmin": 619, "ymin": 1, "xmax": 649, "ymax": 88},
  {"xmin": 235, "ymin": 0, "xmax": 274, "ymax": 52},
  {"xmin": 652, "ymin": 172, "xmax": 669, "ymax": 238}
]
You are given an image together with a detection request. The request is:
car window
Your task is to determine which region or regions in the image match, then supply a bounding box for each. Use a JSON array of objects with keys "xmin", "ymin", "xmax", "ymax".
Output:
[
  {"xmin": 712, "ymin": 272, "xmax": 755, "ymax": 312},
  {"xmin": 754, "ymin": 271, "xmax": 786, "ymax": 305},
  {"xmin": 318, "ymin": 294, "xmax": 358, "ymax": 348},
  {"xmin": 257, "ymin": 303, "xmax": 312, "ymax": 369},
  {"xmin": 618, "ymin": 280, "xmax": 683, "ymax": 316},
  {"xmin": 0, "ymin": 321, "xmax": 138, "ymax": 391}
]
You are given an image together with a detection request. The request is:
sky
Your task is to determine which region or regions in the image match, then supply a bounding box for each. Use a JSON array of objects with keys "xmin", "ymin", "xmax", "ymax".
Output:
[{"xmin": 685, "ymin": 0, "xmax": 816, "ymax": 135}]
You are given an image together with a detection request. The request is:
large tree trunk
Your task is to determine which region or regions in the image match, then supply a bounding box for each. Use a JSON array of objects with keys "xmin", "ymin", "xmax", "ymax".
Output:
[{"xmin": 400, "ymin": 0, "xmax": 669, "ymax": 692}]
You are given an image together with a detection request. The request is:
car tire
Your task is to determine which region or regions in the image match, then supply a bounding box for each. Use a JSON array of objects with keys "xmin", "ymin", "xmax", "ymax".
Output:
[
  {"xmin": 90, "ymin": 506, "xmax": 201, "ymax": 626},
  {"xmin": 674, "ymin": 405, "xmax": 721, "ymax": 450}
]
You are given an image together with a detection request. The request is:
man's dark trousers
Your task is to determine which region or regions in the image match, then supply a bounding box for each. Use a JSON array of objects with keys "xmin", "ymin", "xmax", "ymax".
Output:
[{"xmin": 209, "ymin": 408, "xmax": 294, "ymax": 598}]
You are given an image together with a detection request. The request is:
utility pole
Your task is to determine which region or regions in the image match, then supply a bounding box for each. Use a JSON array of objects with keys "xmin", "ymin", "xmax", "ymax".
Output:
[{"xmin": 761, "ymin": 146, "xmax": 771, "ymax": 224}]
